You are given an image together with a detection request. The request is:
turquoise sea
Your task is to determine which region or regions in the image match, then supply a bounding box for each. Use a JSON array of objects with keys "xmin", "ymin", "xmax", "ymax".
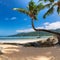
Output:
[
  {"xmin": 0, "ymin": 36, "xmax": 51, "ymax": 40},
  {"xmin": 0, "ymin": 36, "xmax": 52, "ymax": 43}
]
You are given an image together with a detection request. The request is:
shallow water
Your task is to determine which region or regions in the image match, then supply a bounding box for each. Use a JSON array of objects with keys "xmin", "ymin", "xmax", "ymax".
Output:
[
  {"xmin": 0, "ymin": 36, "xmax": 51, "ymax": 44},
  {"xmin": 0, "ymin": 36, "xmax": 51, "ymax": 40}
]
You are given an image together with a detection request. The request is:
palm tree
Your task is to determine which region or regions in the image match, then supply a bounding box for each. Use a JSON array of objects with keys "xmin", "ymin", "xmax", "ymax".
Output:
[
  {"xmin": 39, "ymin": 0, "xmax": 60, "ymax": 44},
  {"xmin": 13, "ymin": 0, "xmax": 60, "ymax": 44},
  {"xmin": 13, "ymin": 0, "xmax": 45, "ymax": 31}
]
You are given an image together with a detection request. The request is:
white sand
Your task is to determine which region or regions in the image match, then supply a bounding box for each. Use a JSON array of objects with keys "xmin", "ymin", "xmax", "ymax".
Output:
[
  {"xmin": 0, "ymin": 45, "xmax": 19, "ymax": 48},
  {"xmin": 0, "ymin": 38, "xmax": 47, "ymax": 54},
  {"xmin": 0, "ymin": 44, "xmax": 59, "ymax": 60},
  {"xmin": 25, "ymin": 56, "xmax": 55, "ymax": 60},
  {"xmin": 0, "ymin": 38, "xmax": 47, "ymax": 44},
  {"xmin": 0, "ymin": 44, "xmax": 20, "ymax": 54}
]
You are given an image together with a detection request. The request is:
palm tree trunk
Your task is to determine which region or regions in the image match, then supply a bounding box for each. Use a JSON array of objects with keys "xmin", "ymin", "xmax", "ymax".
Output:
[{"xmin": 31, "ymin": 19, "xmax": 60, "ymax": 44}]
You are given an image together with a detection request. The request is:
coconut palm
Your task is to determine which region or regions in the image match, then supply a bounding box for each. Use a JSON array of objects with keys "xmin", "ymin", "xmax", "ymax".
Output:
[
  {"xmin": 13, "ymin": 0, "xmax": 45, "ymax": 20},
  {"xmin": 13, "ymin": 0, "xmax": 45, "ymax": 31},
  {"xmin": 40, "ymin": 0, "xmax": 60, "ymax": 44},
  {"xmin": 13, "ymin": 0, "xmax": 60, "ymax": 44}
]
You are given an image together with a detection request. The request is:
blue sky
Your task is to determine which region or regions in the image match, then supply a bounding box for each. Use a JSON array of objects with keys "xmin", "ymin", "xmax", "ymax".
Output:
[{"xmin": 0, "ymin": 0, "xmax": 60, "ymax": 36}]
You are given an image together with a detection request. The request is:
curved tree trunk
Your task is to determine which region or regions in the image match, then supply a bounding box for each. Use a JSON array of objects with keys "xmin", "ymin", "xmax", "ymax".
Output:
[{"xmin": 31, "ymin": 19, "xmax": 60, "ymax": 44}]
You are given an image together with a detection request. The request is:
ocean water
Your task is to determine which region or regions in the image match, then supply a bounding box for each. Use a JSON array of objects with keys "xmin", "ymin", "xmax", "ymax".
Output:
[
  {"xmin": 0, "ymin": 36, "xmax": 51, "ymax": 40},
  {"xmin": 0, "ymin": 36, "xmax": 52, "ymax": 43},
  {"xmin": 0, "ymin": 36, "xmax": 37, "ymax": 40}
]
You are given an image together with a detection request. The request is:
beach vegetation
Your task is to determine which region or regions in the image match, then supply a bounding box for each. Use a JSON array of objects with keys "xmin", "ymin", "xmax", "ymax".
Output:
[{"xmin": 13, "ymin": 0, "xmax": 60, "ymax": 45}]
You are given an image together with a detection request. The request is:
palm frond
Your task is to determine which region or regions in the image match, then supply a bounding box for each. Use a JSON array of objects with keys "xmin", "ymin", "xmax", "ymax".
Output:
[
  {"xmin": 43, "ymin": 6, "xmax": 54, "ymax": 18},
  {"xmin": 36, "ymin": 3, "xmax": 51, "ymax": 11},
  {"xmin": 57, "ymin": 7, "xmax": 60, "ymax": 15},
  {"xmin": 13, "ymin": 8, "xmax": 29, "ymax": 15},
  {"xmin": 39, "ymin": 0, "xmax": 54, "ymax": 3},
  {"xmin": 28, "ymin": 0, "xmax": 36, "ymax": 11},
  {"xmin": 44, "ymin": 3, "xmax": 51, "ymax": 8},
  {"xmin": 36, "ymin": 3, "xmax": 44, "ymax": 11},
  {"xmin": 39, "ymin": 0, "xmax": 48, "ymax": 2},
  {"xmin": 32, "ymin": 3, "xmax": 44, "ymax": 16}
]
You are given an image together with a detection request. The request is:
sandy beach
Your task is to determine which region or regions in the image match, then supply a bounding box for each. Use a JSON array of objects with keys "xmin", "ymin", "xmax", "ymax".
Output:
[
  {"xmin": 0, "ymin": 38, "xmax": 59, "ymax": 60},
  {"xmin": 0, "ymin": 44, "xmax": 60, "ymax": 60}
]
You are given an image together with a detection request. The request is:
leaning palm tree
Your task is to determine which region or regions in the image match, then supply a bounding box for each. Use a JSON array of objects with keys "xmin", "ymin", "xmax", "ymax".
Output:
[
  {"xmin": 41, "ymin": 0, "xmax": 60, "ymax": 44},
  {"xmin": 13, "ymin": 0, "xmax": 45, "ymax": 31},
  {"xmin": 13, "ymin": 0, "xmax": 60, "ymax": 44}
]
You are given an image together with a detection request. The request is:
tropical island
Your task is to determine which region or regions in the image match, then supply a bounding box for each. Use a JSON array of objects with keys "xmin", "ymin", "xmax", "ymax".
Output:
[
  {"xmin": 8, "ymin": 28, "xmax": 60, "ymax": 37},
  {"xmin": 0, "ymin": 0, "xmax": 60, "ymax": 60}
]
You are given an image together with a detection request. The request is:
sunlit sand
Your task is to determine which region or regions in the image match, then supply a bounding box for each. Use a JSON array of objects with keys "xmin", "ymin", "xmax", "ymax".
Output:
[
  {"xmin": 25, "ymin": 56, "xmax": 55, "ymax": 60},
  {"xmin": 0, "ymin": 44, "xmax": 19, "ymax": 54},
  {"xmin": 0, "ymin": 38, "xmax": 59, "ymax": 60},
  {"xmin": 0, "ymin": 44, "xmax": 19, "ymax": 48}
]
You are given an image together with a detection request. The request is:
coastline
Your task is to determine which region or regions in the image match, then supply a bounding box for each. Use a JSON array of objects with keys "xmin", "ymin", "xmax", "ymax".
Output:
[
  {"xmin": 0, "ymin": 36, "xmax": 59, "ymax": 60},
  {"xmin": 0, "ymin": 38, "xmax": 47, "ymax": 44}
]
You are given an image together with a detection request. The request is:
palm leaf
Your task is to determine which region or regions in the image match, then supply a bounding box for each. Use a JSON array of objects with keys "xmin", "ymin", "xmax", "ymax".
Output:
[
  {"xmin": 39, "ymin": 0, "xmax": 54, "ymax": 2},
  {"xmin": 13, "ymin": 8, "xmax": 29, "ymax": 15},
  {"xmin": 28, "ymin": 0, "xmax": 36, "ymax": 11},
  {"xmin": 43, "ymin": 6, "xmax": 54, "ymax": 18},
  {"xmin": 39, "ymin": 0, "xmax": 47, "ymax": 2},
  {"xmin": 36, "ymin": 3, "xmax": 44, "ymax": 11},
  {"xmin": 49, "ymin": 0, "xmax": 54, "ymax": 2},
  {"xmin": 57, "ymin": 7, "xmax": 60, "ymax": 15},
  {"xmin": 36, "ymin": 3, "xmax": 52, "ymax": 12},
  {"xmin": 44, "ymin": 3, "xmax": 51, "ymax": 8}
]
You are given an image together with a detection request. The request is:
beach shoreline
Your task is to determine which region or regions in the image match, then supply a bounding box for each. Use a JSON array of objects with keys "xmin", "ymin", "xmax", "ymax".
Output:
[
  {"xmin": 0, "ymin": 38, "xmax": 47, "ymax": 44},
  {"xmin": 0, "ymin": 37, "xmax": 59, "ymax": 60}
]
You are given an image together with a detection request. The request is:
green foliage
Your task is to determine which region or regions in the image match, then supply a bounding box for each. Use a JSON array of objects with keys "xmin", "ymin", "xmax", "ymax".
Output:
[
  {"xmin": 28, "ymin": 0, "xmax": 36, "ymax": 11},
  {"xmin": 44, "ymin": 3, "xmax": 51, "ymax": 8},
  {"xmin": 42, "ymin": 0, "xmax": 60, "ymax": 18},
  {"xmin": 57, "ymin": 7, "xmax": 60, "ymax": 15},
  {"xmin": 36, "ymin": 3, "xmax": 44, "ymax": 11},
  {"xmin": 13, "ymin": 0, "xmax": 44, "ymax": 20},
  {"xmin": 9, "ymin": 29, "xmax": 60, "ymax": 37},
  {"xmin": 43, "ymin": 6, "xmax": 54, "ymax": 18},
  {"xmin": 39, "ymin": 0, "xmax": 54, "ymax": 3},
  {"xmin": 13, "ymin": 8, "xmax": 29, "ymax": 15},
  {"xmin": 9, "ymin": 31, "xmax": 52, "ymax": 37}
]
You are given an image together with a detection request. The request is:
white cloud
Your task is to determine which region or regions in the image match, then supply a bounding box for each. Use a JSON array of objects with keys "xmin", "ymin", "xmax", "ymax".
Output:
[
  {"xmin": 11, "ymin": 17, "xmax": 16, "ymax": 20},
  {"xmin": 16, "ymin": 21, "xmax": 60, "ymax": 33},
  {"xmin": 37, "ymin": 26, "xmax": 44, "ymax": 29},
  {"xmin": 16, "ymin": 28, "xmax": 35, "ymax": 33},
  {"xmin": 5, "ymin": 17, "xmax": 17, "ymax": 21},
  {"xmin": 24, "ymin": 18, "xmax": 27, "ymax": 21},
  {"xmin": 44, "ymin": 22, "xmax": 50, "ymax": 26},
  {"xmin": 16, "ymin": 27, "xmax": 44, "ymax": 33},
  {"xmin": 44, "ymin": 21, "xmax": 60, "ymax": 30}
]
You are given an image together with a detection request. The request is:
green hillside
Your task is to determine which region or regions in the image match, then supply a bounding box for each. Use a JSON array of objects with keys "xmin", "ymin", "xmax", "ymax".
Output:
[{"xmin": 9, "ymin": 29, "xmax": 60, "ymax": 37}]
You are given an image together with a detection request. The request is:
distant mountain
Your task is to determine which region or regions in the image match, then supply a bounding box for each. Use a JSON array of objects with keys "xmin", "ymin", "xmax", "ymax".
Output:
[
  {"xmin": 53, "ymin": 29, "xmax": 60, "ymax": 33},
  {"xmin": 9, "ymin": 29, "xmax": 60, "ymax": 37}
]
